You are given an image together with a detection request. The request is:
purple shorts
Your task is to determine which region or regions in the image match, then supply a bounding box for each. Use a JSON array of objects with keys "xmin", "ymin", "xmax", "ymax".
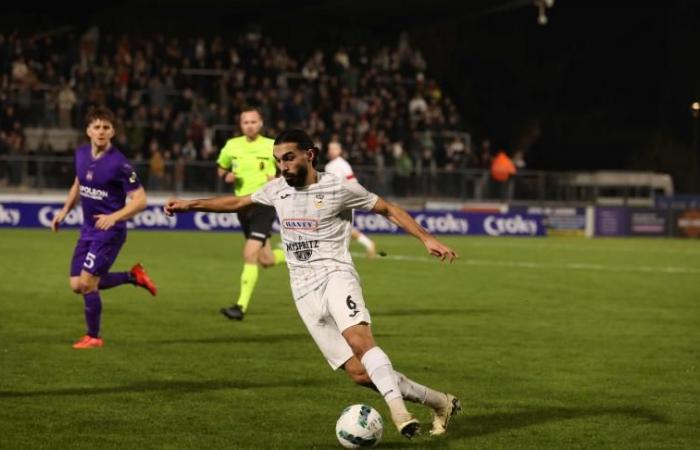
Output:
[{"xmin": 70, "ymin": 238, "xmax": 125, "ymax": 277}]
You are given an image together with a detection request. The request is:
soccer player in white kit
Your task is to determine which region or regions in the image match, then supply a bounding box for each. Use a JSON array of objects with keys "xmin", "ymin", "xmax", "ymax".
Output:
[
  {"xmin": 324, "ymin": 141, "xmax": 377, "ymax": 258},
  {"xmin": 164, "ymin": 130, "xmax": 461, "ymax": 438}
]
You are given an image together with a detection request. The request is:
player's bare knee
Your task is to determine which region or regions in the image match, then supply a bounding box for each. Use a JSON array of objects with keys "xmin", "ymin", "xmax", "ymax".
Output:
[
  {"xmin": 347, "ymin": 339, "xmax": 374, "ymax": 359},
  {"xmin": 77, "ymin": 280, "xmax": 98, "ymax": 294},
  {"xmin": 349, "ymin": 370, "xmax": 373, "ymax": 386},
  {"xmin": 343, "ymin": 325, "xmax": 375, "ymax": 359},
  {"xmin": 69, "ymin": 279, "xmax": 81, "ymax": 294},
  {"xmin": 343, "ymin": 358, "xmax": 373, "ymax": 386}
]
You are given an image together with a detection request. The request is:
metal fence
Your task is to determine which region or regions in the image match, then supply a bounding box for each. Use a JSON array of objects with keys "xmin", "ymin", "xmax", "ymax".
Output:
[{"xmin": 0, "ymin": 155, "xmax": 670, "ymax": 204}]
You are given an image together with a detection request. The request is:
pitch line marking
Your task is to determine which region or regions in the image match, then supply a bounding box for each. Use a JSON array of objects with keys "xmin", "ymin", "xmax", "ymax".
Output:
[{"xmin": 351, "ymin": 252, "xmax": 700, "ymax": 275}]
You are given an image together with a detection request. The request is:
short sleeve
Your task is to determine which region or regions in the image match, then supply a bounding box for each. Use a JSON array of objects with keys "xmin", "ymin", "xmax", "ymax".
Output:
[
  {"xmin": 216, "ymin": 143, "xmax": 232, "ymax": 170},
  {"xmin": 120, "ymin": 162, "xmax": 142, "ymax": 193},
  {"xmin": 251, "ymin": 180, "xmax": 276, "ymax": 206},
  {"xmin": 340, "ymin": 178, "xmax": 378, "ymax": 211}
]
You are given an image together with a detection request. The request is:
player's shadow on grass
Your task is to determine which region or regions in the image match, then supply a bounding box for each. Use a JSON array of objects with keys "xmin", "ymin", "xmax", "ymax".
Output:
[
  {"xmin": 450, "ymin": 406, "xmax": 667, "ymax": 438},
  {"xmin": 154, "ymin": 333, "xmax": 309, "ymax": 345},
  {"xmin": 372, "ymin": 308, "xmax": 489, "ymax": 317},
  {"xmin": 0, "ymin": 378, "xmax": 330, "ymax": 399},
  {"xmin": 374, "ymin": 406, "xmax": 667, "ymax": 449}
]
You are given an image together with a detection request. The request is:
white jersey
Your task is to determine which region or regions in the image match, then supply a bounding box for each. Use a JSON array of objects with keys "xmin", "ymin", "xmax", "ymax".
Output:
[
  {"xmin": 324, "ymin": 157, "xmax": 356, "ymax": 182},
  {"xmin": 251, "ymin": 172, "xmax": 378, "ymax": 299}
]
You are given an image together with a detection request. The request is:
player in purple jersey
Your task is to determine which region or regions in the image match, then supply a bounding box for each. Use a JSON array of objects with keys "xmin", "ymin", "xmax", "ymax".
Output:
[{"xmin": 51, "ymin": 107, "xmax": 158, "ymax": 349}]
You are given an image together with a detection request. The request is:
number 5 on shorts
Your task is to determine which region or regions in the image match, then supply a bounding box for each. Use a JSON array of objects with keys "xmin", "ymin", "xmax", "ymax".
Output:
[{"xmin": 84, "ymin": 252, "xmax": 96, "ymax": 269}]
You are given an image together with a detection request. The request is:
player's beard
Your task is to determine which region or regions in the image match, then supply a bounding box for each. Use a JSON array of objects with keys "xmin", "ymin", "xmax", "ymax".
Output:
[{"xmin": 283, "ymin": 165, "xmax": 308, "ymax": 188}]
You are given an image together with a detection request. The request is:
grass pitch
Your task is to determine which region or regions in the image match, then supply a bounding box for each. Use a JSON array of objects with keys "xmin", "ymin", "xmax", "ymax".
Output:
[{"xmin": 0, "ymin": 229, "xmax": 698, "ymax": 449}]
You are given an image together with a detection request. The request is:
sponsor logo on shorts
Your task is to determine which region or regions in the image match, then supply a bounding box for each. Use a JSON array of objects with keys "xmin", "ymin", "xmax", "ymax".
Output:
[{"xmin": 282, "ymin": 218, "xmax": 318, "ymax": 230}]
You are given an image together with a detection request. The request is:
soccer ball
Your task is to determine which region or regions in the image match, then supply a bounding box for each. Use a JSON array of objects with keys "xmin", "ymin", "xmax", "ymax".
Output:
[{"xmin": 335, "ymin": 404, "xmax": 384, "ymax": 448}]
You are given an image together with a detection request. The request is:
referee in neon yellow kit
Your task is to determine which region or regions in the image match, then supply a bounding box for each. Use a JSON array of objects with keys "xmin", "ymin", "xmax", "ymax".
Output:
[{"xmin": 216, "ymin": 107, "xmax": 285, "ymax": 320}]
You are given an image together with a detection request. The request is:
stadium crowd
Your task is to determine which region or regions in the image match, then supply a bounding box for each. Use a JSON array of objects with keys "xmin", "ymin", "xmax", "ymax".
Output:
[{"xmin": 0, "ymin": 28, "xmax": 490, "ymax": 183}]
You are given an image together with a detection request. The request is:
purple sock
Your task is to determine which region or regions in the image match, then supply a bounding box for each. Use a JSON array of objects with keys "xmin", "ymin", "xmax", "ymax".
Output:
[
  {"xmin": 99, "ymin": 272, "xmax": 132, "ymax": 290},
  {"xmin": 83, "ymin": 291, "xmax": 102, "ymax": 338}
]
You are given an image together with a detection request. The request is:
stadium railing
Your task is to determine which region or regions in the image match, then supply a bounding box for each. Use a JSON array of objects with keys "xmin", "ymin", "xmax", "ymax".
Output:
[{"xmin": 0, "ymin": 155, "xmax": 671, "ymax": 205}]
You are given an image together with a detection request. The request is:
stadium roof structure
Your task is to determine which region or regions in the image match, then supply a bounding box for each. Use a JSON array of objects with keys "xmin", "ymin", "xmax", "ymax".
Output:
[{"xmin": 3, "ymin": 0, "xmax": 549, "ymax": 30}]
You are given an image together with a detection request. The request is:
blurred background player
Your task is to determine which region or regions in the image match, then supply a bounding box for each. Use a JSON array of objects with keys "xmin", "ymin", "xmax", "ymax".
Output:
[
  {"xmin": 324, "ymin": 141, "xmax": 377, "ymax": 258},
  {"xmin": 216, "ymin": 107, "xmax": 286, "ymax": 320},
  {"xmin": 51, "ymin": 107, "xmax": 157, "ymax": 349}
]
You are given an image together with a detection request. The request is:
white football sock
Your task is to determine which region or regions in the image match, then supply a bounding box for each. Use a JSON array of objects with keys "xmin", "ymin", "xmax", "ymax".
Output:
[
  {"xmin": 356, "ymin": 233, "xmax": 374, "ymax": 251},
  {"xmin": 361, "ymin": 347, "xmax": 411, "ymax": 423},
  {"xmin": 395, "ymin": 371, "xmax": 449, "ymax": 410}
]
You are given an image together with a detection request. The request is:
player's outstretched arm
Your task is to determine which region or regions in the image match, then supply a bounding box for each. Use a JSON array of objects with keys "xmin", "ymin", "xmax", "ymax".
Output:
[
  {"xmin": 52, "ymin": 177, "xmax": 80, "ymax": 232},
  {"xmin": 371, "ymin": 197, "xmax": 458, "ymax": 262},
  {"xmin": 164, "ymin": 194, "xmax": 253, "ymax": 215}
]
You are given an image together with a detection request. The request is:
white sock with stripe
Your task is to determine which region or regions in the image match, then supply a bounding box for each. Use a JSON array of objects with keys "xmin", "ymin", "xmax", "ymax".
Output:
[{"xmin": 361, "ymin": 347, "xmax": 412, "ymax": 424}]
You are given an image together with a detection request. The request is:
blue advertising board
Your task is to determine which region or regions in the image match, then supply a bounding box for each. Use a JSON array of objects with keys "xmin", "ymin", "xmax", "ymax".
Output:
[
  {"xmin": 510, "ymin": 206, "xmax": 587, "ymax": 236},
  {"xmin": 0, "ymin": 199, "xmax": 545, "ymax": 237},
  {"xmin": 594, "ymin": 207, "xmax": 628, "ymax": 237}
]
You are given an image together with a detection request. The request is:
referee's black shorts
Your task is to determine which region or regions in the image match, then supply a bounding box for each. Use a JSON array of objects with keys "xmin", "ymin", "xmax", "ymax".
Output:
[{"xmin": 238, "ymin": 204, "xmax": 276, "ymax": 243}]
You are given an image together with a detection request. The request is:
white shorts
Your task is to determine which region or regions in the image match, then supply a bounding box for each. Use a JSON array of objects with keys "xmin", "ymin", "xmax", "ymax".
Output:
[{"xmin": 294, "ymin": 270, "xmax": 372, "ymax": 370}]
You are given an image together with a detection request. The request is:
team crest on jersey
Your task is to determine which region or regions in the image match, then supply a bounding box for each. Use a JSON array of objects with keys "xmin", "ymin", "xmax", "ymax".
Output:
[
  {"xmin": 314, "ymin": 194, "xmax": 325, "ymax": 209},
  {"xmin": 86, "ymin": 171, "xmax": 93, "ymax": 181}
]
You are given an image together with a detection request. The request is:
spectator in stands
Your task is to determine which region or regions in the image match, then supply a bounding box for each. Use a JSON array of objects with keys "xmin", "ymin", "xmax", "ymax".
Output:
[
  {"xmin": 0, "ymin": 130, "xmax": 8, "ymax": 186},
  {"xmin": 513, "ymin": 149, "xmax": 526, "ymax": 169},
  {"xmin": 446, "ymin": 135, "xmax": 467, "ymax": 169},
  {"xmin": 1, "ymin": 105, "xmax": 17, "ymax": 132},
  {"xmin": 1, "ymin": 29, "xmax": 475, "ymax": 187},
  {"xmin": 42, "ymin": 86, "xmax": 58, "ymax": 127},
  {"xmin": 491, "ymin": 149, "xmax": 516, "ymax": 182},
  {"xmin": 409, "ymin": 93, "xmax": 428, "ymax": 122},
  {"xmin": 6, "ymin": 122, "xmax": 25, "ymax": 186},
  {"xmin": 57, "ymin": 80, "xmax": 77, "ymax": 129},
  {"xmin": 391, "ymin": 142, "xmax": 413, "ymax": 197},
  {"xmin": 491, "ymin": 149, "xmax": 516, "ymax": 200},
  {"xmin": 36, "ymin": 132, "xmax": 54, "ymax": 155},
  {"xmin": 172, "ymin": 142, "xmax": 186, "ymax": 194},
  {"xmin": 477, "ymin": 137, "xmax": 492, "ymax": 169},
  {"xmin": 148, "ymin": 139, "xmax": 166, "ymax": 190}
]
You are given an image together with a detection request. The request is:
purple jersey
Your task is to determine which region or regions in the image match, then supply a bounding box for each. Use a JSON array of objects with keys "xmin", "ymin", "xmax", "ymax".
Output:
[{"xmin": 75, "ymin": 144, "xmax": 141, "ymax": 241}]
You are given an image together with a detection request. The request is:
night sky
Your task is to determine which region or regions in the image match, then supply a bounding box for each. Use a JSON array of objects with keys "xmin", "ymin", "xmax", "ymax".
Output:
[{"xmin": 3, "ymin": 1, "xmax": 700, "ymax": 189}]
